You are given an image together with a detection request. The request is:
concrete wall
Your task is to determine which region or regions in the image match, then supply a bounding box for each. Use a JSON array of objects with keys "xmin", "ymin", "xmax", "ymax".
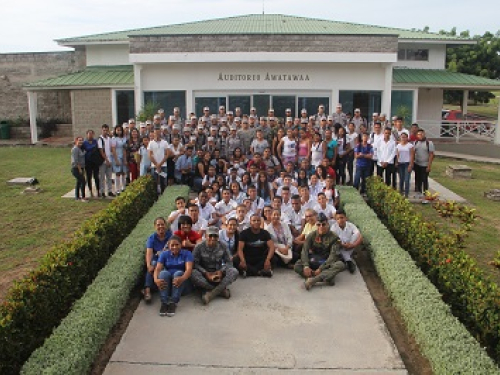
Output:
[
  {"xmin": 393, "ymin": 43, "xmax": 446, "ymax": 69},
  {"xmin": 130, "ymin": 34, "xmax": 398, "ymax": 53},
  {"xmin": 86, "ymin": 44, "xmax": 130, "ymax": 66},
  {"xmin": 0, "ymin": 49, "xmax": 86, "ymax": 122},
  {"xmin": 72, "ymin": 89, "xmax": 112, "ymax": 136}
]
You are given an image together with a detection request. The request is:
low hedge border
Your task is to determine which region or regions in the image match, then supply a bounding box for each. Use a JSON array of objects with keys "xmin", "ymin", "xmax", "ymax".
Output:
[
  {"xmin": 0, "ymin": 176, "xmax": 156, "ymax": 374},
  {"xmin": 21, "ymin": 185, "xmax": 190, "ymax": 375},
  {"xmin": 338, "ymin": 186, "xmax": 499, "ymax": 374}
]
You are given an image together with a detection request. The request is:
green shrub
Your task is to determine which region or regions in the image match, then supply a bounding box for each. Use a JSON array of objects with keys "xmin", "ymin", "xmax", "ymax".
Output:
[
  {"xmin": 0, "ymin": 176, "xmax": 156, "ymax": 375},
  {"xmin": 339, "ymin": 186, "xmax": 499, "ymax": 374},
  {"xmin": 21, "ymin": 185, "xmax": 189, "ymax": 375},
  {"xmin": 365, "ymin": 177, "xmax": 500, "ymax": 363}
]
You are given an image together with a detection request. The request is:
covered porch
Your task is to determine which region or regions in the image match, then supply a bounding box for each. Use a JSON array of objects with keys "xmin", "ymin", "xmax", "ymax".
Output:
[{"xmin": 392, "ymin": 68, "xmax": 500, "ymax": 144}]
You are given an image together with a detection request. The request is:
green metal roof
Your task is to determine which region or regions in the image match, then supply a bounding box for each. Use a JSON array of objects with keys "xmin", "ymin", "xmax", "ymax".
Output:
[
  {"xmin": 57, "ymin": 14, "xmax": 471, "ymax": 44},
  {"xmin": 393, "ymin": 68, "xmax": 500, "ymax": 88},
  {"xmin": 25, "ymin": 66, "xmax": 134, "ymax": 88}
]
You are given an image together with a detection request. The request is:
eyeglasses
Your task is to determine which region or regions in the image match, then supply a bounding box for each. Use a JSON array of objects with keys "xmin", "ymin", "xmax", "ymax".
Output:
[{"xmin": 316, "ymin": 222, "xmax": 328, "ymax": 227}]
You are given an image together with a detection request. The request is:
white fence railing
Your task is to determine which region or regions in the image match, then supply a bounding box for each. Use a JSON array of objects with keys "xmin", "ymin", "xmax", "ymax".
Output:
[{"xmin": 416, "ymin": 120, "xmax": 497, "ymax": 143}]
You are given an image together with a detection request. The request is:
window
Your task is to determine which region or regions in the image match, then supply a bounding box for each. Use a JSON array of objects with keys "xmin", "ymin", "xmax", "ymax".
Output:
[
  {"xmin": 391, "ymin": 91, "xmax": 414, "ymax": 124},
  {"xmin": 338, "ymin": 91, "xmax": 381, "ymax": 118},
  {"xmin": 271, "ymin": 96, "xmax": 296, "ymax": 119},
  {"xmin": 252, "ymin": 95, "xmax": 270, "ymax": 118},
  {"xmin": 397, "ymin": 48, "xmax": 429, "ymax": 61},
  {"xmin": 195, "ymin": 97, "xmax": 226, "ymax": 117},
  {"xmin": 116, "ymin": 90, "xmax": 135, "ymax": 124},
  {"xmin": 298, "ymin": 97, "xmax": 329, "ymax": 118},
  {"xmin": 228, "ymin": 96, "xmax": 251, "ymax": 115},
  {"xmin": 144, "ymin": 91, "xmax": 186, "ymax": 119}
]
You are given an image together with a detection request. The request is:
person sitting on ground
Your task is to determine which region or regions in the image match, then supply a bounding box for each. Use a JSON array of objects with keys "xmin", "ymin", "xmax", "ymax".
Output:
[
  {"xmin": 174, "ymin": 215, "xmax": 202, "ymax": 251},
  {"xmin": 154, "ymin": 235, "xmax": 193, "ymax": 317},
  {"xmin": 314, "ymin": 192, "xmax": 336, "ymax": 222},
  {"xmin": 187, "ymin": 203, "xmax": 207, "ymax": 238},
  {"xmin": 264, "ymin": 209, "xmax": 293, "ymax": 267},
  {"xmin": 285, "ymin": 194, "xmax": 305, "ymax": 238},
  {"xmin": 294, "ymin": 213, "xmax": 345, "ymax": 290},
  {"xmin": 143, "ymin": 217, "xmax": 172, "ymax": 303},
  {"xmin": 330, "ymin": 209, "xmax": 363, "ymax": 274},
  {"xmin": 293, "ymin": 208, "xmax": 318, "ymax": 248},
  {"xmin": 214, "ymin": 188, "xmax": 238, "ymax": 227},
  {"xmin": 235, "ymin": 214, "xmax": 275, "ymax": 277},
  {"xmin": 276, "ymin": 175, "xmax": 299, "ymax": 196},
  {"xmin": 219, "ymin": 217, "xmax": 239, "ymax": 258},
  {"xmin": 191, "ymin": 227, "xmax": 239, "ymax": 305},
  {"xmin": 167, "ymin": 196, "xmax": 189, "ymax": 232}
]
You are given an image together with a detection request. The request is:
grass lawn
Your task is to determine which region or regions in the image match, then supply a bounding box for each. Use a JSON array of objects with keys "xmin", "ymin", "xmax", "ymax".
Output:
[
  {"xmin": 413, "ymin": 156, "xmax": 500, "ymax": 284},
  {"xmin": 0, "ymin": 147, "xmax": 109, "ymax": 299}
]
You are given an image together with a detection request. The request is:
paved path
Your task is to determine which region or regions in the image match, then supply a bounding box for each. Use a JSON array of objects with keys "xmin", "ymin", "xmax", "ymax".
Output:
[{"xmin": 104, "ymin": 269, "xmax": 406, "ymax": 375}]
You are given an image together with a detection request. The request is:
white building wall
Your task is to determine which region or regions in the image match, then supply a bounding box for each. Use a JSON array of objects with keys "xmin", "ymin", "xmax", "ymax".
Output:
[
  {"xmin": 86, "ymin": 45, "xmax": 131, "ymax": 66},
  {"xmin": 393, "ymin": 43, "xmax": 447, "ymax": 69},
  {"xmin": 141, "ymin": 62, "xmax": 387, "ymax": 92},
  {"xmin": 417, "ymin": 88, "xmax": 444, "ymax": 137}
]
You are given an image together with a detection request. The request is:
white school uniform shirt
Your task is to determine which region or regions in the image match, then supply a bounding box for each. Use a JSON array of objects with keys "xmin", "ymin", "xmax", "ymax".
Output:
[
  {"xmin": 198, "ymin": 203, "xmax": 216, "ymax": 222},
  {"xmin": 192, "ymin": 217, "xmax": 208, "ymax": 234},
  {"xmin": 98, "ymin": 135, "xmax": 112, "ymax": 158},
  {"xmin": 250, "ymin": 196, "xmax": 265, "ymax": 213},
  {"xmin": 377, "ymin": 139, "xmax": 397, "ymax": 166},
  {"xmin": 168, "ymin": 209, "xmax": 188, "ymax": 232},
  {"xmin": 285, "ymin": 206, "xmax": 305, "ymax": 231},
  {"xmin": 301, "ymin": 198, "xmax": 316, "ymax": 211},
  {"xmin": 396, "ymin": 143, "xmax": 414, "ymax": 164},
  {"xmin": 148, "ymin": 139, "xmax": 169, "ymax": 167},
  {"xmin": 309, "ymin": 182, "xmax": 324, "ymax": 198},
  {"xmin": 314, "ymin": 203, "xmax": 336, "ymax": 219},
  {"xmin": 331, "ymin": 221, "xmax": 360, "ymax": 247},
  {"xmin": 369, "ymin": 132, "xmax": 384, "ymax": 161},
  {"xmin": 215, "ymin": 199, "xmax": 238, "ymax": 216}
]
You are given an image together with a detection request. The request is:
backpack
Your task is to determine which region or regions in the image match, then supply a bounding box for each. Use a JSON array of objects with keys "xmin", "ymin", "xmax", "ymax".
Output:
[{"xmin": 88, "ymin": 137, "xmax": 105, "ymax": 166}]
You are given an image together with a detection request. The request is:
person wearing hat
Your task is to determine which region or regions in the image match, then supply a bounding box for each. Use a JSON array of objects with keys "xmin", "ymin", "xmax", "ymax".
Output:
[
  {"xmin": 218, "ymin": 105, "xmax": 226, "ymax": 119},
  {"xmin": 227, "ymin": 111, "xmax": 235, "ymax": 126},
  {"xmin": 315, "ymin": 104, "xmax": 327, "ymax": 125},
  {"xmin": 139, "ymin": 122, "xmax": 148, "ymax": 138},
  {"xmin": 331, "ymin": 104, "xmax": 347, "ymax": 129},
  {"xmin": 235, "ymin": 214, "xmax": 275, "ymax": 277},
  {"xmin": 285, "ymin": 107, "xmax": 293, "ymax": 119},
  {"xmin": 218, "ymin": 126, "xmax": 229, "ymax": 159},
  {"xmin": 300, "ymin": 108, "xmax": 308, "ymax": 122},
  {"xmin": 172, "ymin": 107, "xmax": 182, "ymax": 126},
  {"xmin": 195, "ymin": 125, "xmax": 207, "ymax": 151},
  {"xmin": 234, "ymin": 107, "xmax": 243, "ymax": 118},
  {"xmin": 294, "ymin": 212, "xmax": 345, "ymax": 290},
  {"xmin": 227, "ymin": 126, "xmax": 242, "ymax": 157},
  {"xmin": 351, "ymin": 109, "xmax": 367, "ymax": 133},
  {"xmin": 201, "ymin": 107, "xmax": 211, "ymax": 123},
  {"xmin": 145, "ymin": 120, "xmax": 153, "ymax": 136},
  {"xmin": 191, "ymin": 226, "xmax": 238, "ymax": 304},
  {"xmin": 369, "ymin": 113, "xmax": 380, "ymax": 133}
]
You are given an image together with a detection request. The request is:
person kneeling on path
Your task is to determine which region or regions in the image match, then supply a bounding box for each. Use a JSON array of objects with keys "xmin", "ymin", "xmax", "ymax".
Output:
[
  {"xmin": 234, "ymin": 214, "xmax": 275, "ymax": 277},
  {"xmin": 154, "ymin": 235, "xmax": 193, "ymax": 317},
  {"xmin": 330, "ymin": 210, "xmax": 363, "ymax": 274},
  {"xmin": 191, "ymin": 227, "xmax": 238, "ymax": 305},
  {"xmin": 294, "ymin": 213, "xmax": 345, "ymax": 290}
]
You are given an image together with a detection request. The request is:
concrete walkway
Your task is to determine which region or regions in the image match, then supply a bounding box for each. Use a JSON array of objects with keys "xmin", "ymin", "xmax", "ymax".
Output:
[{"xmin": 104, "ymin": 269, "xmax": 406, "ymax": 375}]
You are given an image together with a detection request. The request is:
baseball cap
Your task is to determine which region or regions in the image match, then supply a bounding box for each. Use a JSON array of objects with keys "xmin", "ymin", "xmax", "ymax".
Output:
[
  {"xmin": 183, "ymin": 127, "xmax": 191, "ymax": 132},
  {"xmin": 139, "ymin": 122, "xmax": 146, "ymax": 128},
  {"xmin": 227, "ymin": 111, "xmax": 234, "ymax": 115},
  {"xmin": 153, "ymin": 114, "xmax": 160, "ymax": 120},
  {"xmin": 372, "ymin": 113, "xmax": 379, "ymax": 117},
  {"xmin": 286, "ymin": 108, "xmax": 292, "ymax": 112},
  {"xmin": 158, "ymin": 109, "xmax": 165, "ymax": 114},
  {"xmin": 220, "ymin": 127, "xmax": 228, "ymax": 132},
  {"xmin": 301, "ymin": 109, "xmax": 307, "ymax": 114},
  {"xmin": 317, "ymin": 213, "xmax": 328, "ymax": 223},
  {"xmin": 172, "ymin": 124, "xmax": 180, "ymax": 130},
  {"xmin": 207, "ymin": 136, "xmax": 214, "ymax": 142},
  {"xmin": 234, "ymin": 117, "xmax": 241, "ymax": 122},
  {"xmin": 197, "ymin": 125, "xmax": 204, "ymax": 130},
  {"xmin": 128, "ymin": 118, "xmax": 135, "ymax": 124},
  {"xmin": 354, "ymin": 108, "xmax": 361, "ymax": 113},
  {"xmin": 146, "ymin": 120, "xmax": 152, "ymax": 125},
  {"xmin": 207, "ymin": 226, "xmax": 219, "ymax": 236},
  {"xmin": 336, "ymin": 103, "xmax": 342, "ymax": 108},
  {"xmin": 203, "ymin": 107, "xmax": 210, "ymax": 111}
]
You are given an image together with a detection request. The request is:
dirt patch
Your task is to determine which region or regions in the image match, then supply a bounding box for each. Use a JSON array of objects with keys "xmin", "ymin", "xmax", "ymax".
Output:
[{"xmin": 355, "ymin": 247, "xmax": 433, "ymax": 375}]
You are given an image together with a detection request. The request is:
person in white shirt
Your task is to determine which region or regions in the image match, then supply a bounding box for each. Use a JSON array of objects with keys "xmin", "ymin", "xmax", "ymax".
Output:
[
  {"xmin": 395, "ymin": 132, "xmax": 415, "ymax": 198},
  {"xmin": 187, "ymin": 204, "xmax": 208, "ymax": 238},
  {"xmin": 279, "ymin": 187, "xmax": 293, "ymax": 212},
  {"xmin": 167, "ymin": 196, "xmax": 189, "ymax": 232},
  {"xmin": 219, "ymin": 218, "xmax": 239, "ymax": 258},
  {"xmin": 264, "ymin": 209, "xmax": 293, "ymax": 266},
  {"xmin": 148, "ymin": 124, "xmax": 170, "ymax": 194},
  {"xmin": 346, "ymin": 122, "xmax": 358, "ymax": 185},
  {"xmin": 299, "ymin": 185, "xmax": 316, "ymax": 211},
  {"xmin": 247, "ymin": 185, "xmax": 265, "ymax": 216},
  {"xmin": 330, "ymin": 210, "xmax": 363, "ymax": 274},
  {"xmin": 314, "ymin": 192, "xmax": 336, "ymax": 223},
  {"xmin": 286, "ymin": 195, "xmax": 305, "ymax": 238},
  {"xmin": 197, "ymin": 191, "xmax": 217, "ymax": 226},
  {"xmin": 308, "ymin": 174, "xmax": 324, "ymax": 199},
  {"xmin": 271, "ymin": 196, "xmax": 291, "ymax": 225},
  {"xmin": 369, "ymin": 122, "xmax": 384, "ymax": 176},
  {"xmin": 376, "ymin": 127, "xmax": 397, "ymax": 186},
  {"xmin": 214, "ymin": 188, "xmax": 238, "ymax": 227},
  {"xmin": 98, "ymin": 124, "xmax": 113, "ymax": 197},
  {"xmin": 276, "ymin": 175, "xmax": 299, "ymax": 196}
]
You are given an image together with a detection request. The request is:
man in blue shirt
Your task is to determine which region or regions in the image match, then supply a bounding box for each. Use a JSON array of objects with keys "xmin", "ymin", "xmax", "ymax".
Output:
[
  {"xmin": 353, "ymin": 133, "xmax": 374, "ymax": 195},
  {"xmin": 175, "ymin": 146, "xmax": 194, "ymax": 186}
]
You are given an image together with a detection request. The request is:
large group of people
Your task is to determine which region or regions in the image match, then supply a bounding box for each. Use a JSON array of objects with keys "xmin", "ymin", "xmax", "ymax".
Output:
[{"xmin": 69, "ymin": 103, "xmax": 436, "ymax": 316}]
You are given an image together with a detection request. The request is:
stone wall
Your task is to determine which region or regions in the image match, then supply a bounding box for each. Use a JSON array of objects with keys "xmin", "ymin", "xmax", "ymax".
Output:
[
  {"xmin": 130, "ymin": 34, "xmax": 398, "ymax": 54},
  {"xmin": 0, "ymin": 49, "xmax": 86, "ymax": 122},
  {"xmin": 72, "ymin": 89, "xmax": 112, "ymax": 137}
]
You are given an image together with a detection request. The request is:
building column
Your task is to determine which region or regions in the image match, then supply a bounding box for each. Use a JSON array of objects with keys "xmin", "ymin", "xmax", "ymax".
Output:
[
  {"xmin": 495, "ymin": 95, "xmax": 500, "ymax": 145},
  {"xmin": 111, "ymin": 89, "xmax": 117, "ymax": 126},
  {"xmin": 381, "ymin": 64, "xmax": 393, "ymax": 119},
  {"xmin": 463, "ymin": 90, "xmax": 469, "ymax": 116},
  {"xmin": 134, "ymin": 64, "xmax": 143, "ymax": 116},
  {"xmin": 27, "ymin": 91, "xmax": 38, "ymax": 144},
  {"xmin": 413, "ymin": 88, "xmax": 419, "ymax": 123},
  {"xmin": 186, "ymin": 89, "xmax": 193, "ymax": 118},
  {"xmin": 331, "ymin": 89, "xmax": 339, "ymax": 115}
]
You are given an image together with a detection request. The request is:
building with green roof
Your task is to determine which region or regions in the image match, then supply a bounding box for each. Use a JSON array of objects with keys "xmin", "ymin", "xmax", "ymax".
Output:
[{"xmin": 22, "ymin": 14, "xmax": 500, "ymax": 143}]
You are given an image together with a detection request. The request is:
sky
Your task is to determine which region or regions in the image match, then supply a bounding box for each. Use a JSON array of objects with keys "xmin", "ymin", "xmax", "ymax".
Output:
[{"xmin": 1, "ymin": 0, "xmax": 499, "ymax": 53}]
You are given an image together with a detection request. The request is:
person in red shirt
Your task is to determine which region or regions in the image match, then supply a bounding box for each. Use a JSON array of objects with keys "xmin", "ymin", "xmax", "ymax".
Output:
[
  {"xmin": 174, "ymin": 215, "xmax": 202, "ymax": 251},
  {"xmin": 247, "ymin": 153, "xmax": 267, "ymax": 172},
  {"xmin": 321, "ymin": 158, "xmax": 336, "ymax": 180},
  {"xmin": 409, "ymin": 123, "xmax": 419, "ymax": 143}
]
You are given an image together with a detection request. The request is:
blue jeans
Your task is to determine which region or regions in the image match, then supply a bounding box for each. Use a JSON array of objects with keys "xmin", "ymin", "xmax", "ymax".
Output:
[
  {"xmin": 353, "ymin": 165, "xmax": 371, "ymax": 194},
  {"xmin": 144, "ymin": 260, "xmax": 157, "ymax": 289},
  {"xmin": 159, "ymin": 270, "xmax": 193, "ymax": 304},
  {"xmin": 398, "ymin": 162, "xmax": 411, "ymax": 197},
  {"xmin": 71, "ymin": 167, "xmax": 86, "ymax": 199}
]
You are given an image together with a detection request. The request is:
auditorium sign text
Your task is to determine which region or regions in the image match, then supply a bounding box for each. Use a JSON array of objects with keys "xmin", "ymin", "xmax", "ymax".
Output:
[{"xmin": 218, "ymin": 72, "xmax": 310, "ymax": 81}]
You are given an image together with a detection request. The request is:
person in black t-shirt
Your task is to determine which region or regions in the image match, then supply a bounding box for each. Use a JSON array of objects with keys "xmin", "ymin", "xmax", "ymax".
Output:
[{"xmin": 235, "ymin": 214, "xmax": 275, "ymax": 277}]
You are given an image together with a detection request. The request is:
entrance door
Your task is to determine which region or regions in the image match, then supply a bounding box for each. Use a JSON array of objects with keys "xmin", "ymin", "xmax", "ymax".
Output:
[
  {"xmin": 271, "ymin": 96, "xmax": 295, "ymax": 119},
  {"xmin": 253, "ymin": 95, "xmax": 270, "ymax": 118},
  {"xmin": 195, "ymin": 97, "xmax": 226, "ymax": 118},
  {"xmin": 228, "ymin": 96, "xmax": 251, "ymax": 115}
]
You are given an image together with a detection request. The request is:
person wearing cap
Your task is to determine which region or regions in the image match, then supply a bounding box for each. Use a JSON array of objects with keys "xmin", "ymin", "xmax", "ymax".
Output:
[
  {"xmin": 227, "ymin": 126, "xmax": 242, "ymax": 157},
  {"xmin": 294, "ymin": 212, "xmax": 345, "ymax": 290},
  {"xmin": 331, "ymin": 104, "xmax": 347, "ymax": 129},
  {"xmin": 235, "ymin": 214, "xmax": 275, "ymax": 277},
  {"xmin": 172, "ymin": 107, "xmax": 182, "ymax": 126},
  {"xmin": 369, "ymin": 113, "xmax": 380, "ymax": 133},
  {"xmin": 250, "ymin": 106, "xmax": 258, "ymax": 117},
  {"xmin": 285, "ymin": 107, "xmax": 293, "ymax": 118},
  {"xmin": 191, "ymin": 227, "xmax": 238, "ymax": 304},
  {"xmin": 201, "ymin": 107, "xmax": 211, "ymax": 123},
  {"xmin": 234, "ymin": 107, "xmax": 243, "ymax": 118},
  {"xmin": 315, "ymin": 105, "xmax": 327, "ymax": 125},
  {"xmin": 145, "ymin": 120, "xmax": 153, "ymax": 135},
  {"xmin": 195, "ymin": 125, "xmax": 207, "ymax": 151},
  {"xmin": 148, "ymin": 123, "xmax": 170, "ymax": 194},
  {"xmin": 351, "ymin": 109, "xmax": 367, "ymax": 133},
  {"xmin": 218, "ymin": 105, "xmax": 226, "ymax": 119}
]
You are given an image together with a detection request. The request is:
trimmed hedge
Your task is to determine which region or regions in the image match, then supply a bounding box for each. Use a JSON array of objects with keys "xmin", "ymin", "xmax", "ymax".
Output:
[
  {"xmin": 339, "ymin": 186, "xmax": 499, "ymax": 374},
  {"xmin": 366, "ymin": 177, "xmax": 500, "ymax": 363},
  {"xmin": 0, "ymin": 176, "xmax": 156, "ymax": 375},
  {"xmin": 21, "ymin": 185, "xmax": 189, "ymax": 375}
]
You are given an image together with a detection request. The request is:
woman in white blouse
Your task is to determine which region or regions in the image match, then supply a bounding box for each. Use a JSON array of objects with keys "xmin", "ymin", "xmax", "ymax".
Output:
[{"xmin": 264, "ymin": 209, "xmax": 293, "ymax": 266}]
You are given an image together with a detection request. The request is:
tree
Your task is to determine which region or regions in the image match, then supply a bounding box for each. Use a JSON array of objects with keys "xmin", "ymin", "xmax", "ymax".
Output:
[{"xmin": 439, "ymin": 28, "xmax": 500, "ymax": 106}]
